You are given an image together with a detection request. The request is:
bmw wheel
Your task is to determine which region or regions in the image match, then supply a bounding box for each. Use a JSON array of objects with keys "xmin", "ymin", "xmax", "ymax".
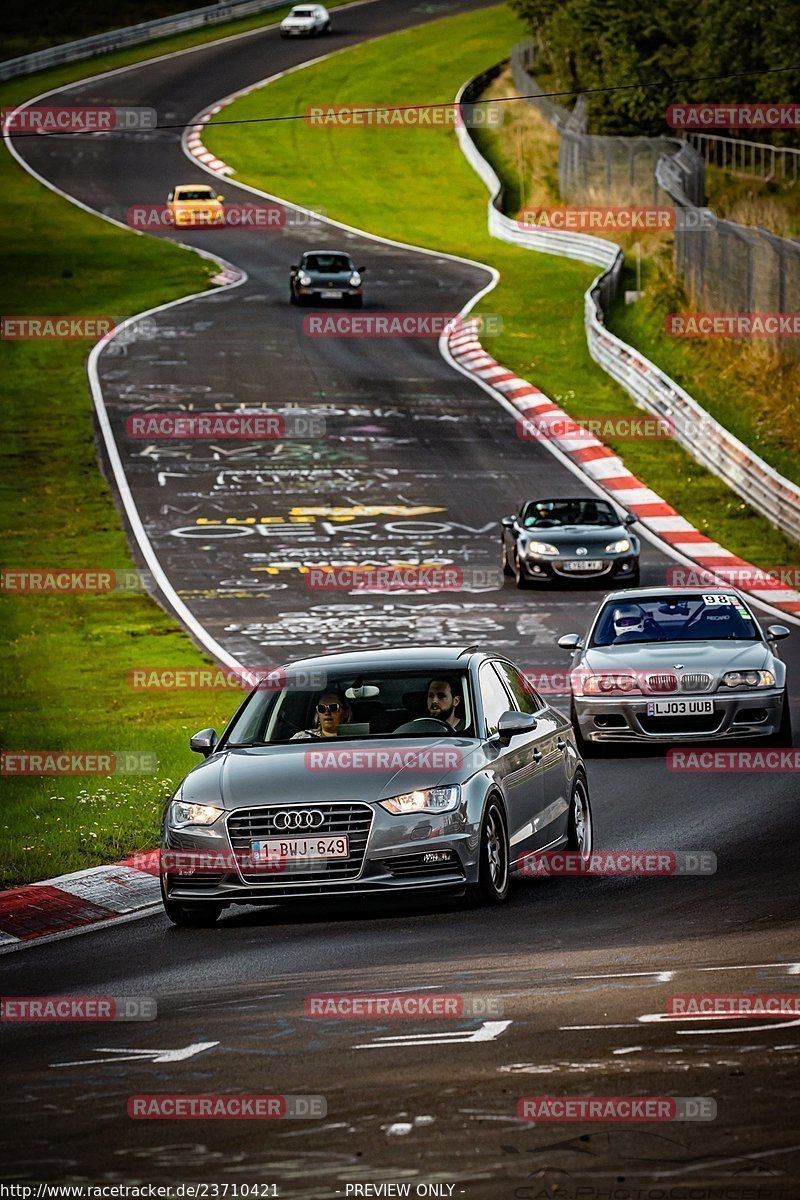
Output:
[{"xmin": 465, "ymin": 798, "xmax": 510, "ymax": 905}]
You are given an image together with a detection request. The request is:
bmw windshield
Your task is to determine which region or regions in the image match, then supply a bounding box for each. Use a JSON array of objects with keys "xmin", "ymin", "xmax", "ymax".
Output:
[{"xmin": 591, "ymin": 594, "xmax": 761, "ymax": 647}]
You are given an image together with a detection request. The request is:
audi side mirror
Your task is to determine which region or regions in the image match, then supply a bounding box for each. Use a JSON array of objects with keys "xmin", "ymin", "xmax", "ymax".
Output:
[
  {"xmin": 557, "ymin": 633, "xmax": 583, "ymax": 651},
  {"xmin": 189, "ymin": 728, "xmax": 218, "ymax": 757},
  {"xmin": 497, "ymin": 711, "xmax": 538, "ymax": 744},
  {"xmin": 767, "ymin": 624, "xmax": 791, "ymax": 641}
]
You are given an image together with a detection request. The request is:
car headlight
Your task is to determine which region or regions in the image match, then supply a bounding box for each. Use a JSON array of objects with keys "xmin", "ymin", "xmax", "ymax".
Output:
[
  {"xmin": 168, "ymin": 800, "xmax": 224, "ymax": 828},
  {"xmin": 525, "ymin": 540, "xmax": 560, "ymax": 557},
  {"xmin": 579, "ymin": 672, "xmax": 642, "ymax": 696},
  {"xmin": 606, "ymin": 538, "xmax": 631, "ymax": 553},
  {"xmin": 379, "ymin": 786, "xmax": 460, "ymax": 815},
  {"xmin": 298, "ymin": 272, "xmax": 312, "ymax": 286},
  {"xmin": 721, "ymin": 670, "xmax": 775, "ymax": 689},
  {"xmin": 349, "ymin": 272, "xmax": 361, "ymax": 287}
]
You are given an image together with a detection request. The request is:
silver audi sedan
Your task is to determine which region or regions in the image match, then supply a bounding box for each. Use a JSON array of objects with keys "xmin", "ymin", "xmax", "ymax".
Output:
[
  {"xmin": 160, "ymin": 646, "xmax": 591, "ymax": 926},
  {"xmin": 558, "ymin": 586, "xmax": 792, "ymax": 751}
]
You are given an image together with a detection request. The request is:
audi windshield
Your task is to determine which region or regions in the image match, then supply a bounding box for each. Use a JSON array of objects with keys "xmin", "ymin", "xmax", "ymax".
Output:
[
  {"xmin": 591, "ymin": 594, "xmax": 761, "ymax": 647},
  {"xmin": 224, "ymin": 670, "xmax": 475, "ymax": 745}
]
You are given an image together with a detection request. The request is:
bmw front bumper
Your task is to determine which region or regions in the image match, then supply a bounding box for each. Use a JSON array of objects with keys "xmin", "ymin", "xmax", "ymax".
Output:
[{"xmin": 572, "ymin": 688, "xmax": 786, "ymax": 743}]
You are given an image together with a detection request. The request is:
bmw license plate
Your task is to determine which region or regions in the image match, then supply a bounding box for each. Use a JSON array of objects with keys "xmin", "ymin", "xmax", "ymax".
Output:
[
  {"xmin": 564, "ymin": 560, "xmax": 603, "ymax": 571},
  {"xmin": 251, "ymin": 837, "xmax": 349, "ymax": 862},
  {"xmin": 320, "ymin": 290, "xmax": 343, "ymax": 299},
  {"xmin": 646, "ymin": 699, "xmax": 714, "ymax": 716}
]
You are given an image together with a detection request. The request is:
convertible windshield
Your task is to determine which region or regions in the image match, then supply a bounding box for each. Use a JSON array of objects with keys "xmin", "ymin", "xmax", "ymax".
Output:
[
  {"xmin": 592, "ymin": 594, "xmax": 760, "ymax": 647},
  {"xmin": 522, "ymin": 498, "xmax": 618, "ymax": 528},
  {"xmin": 303, "ymin": 254, "xmax": 351, "ymax": 272},
  {"xmin": 175, "ymin": 188, "xmax": 217, "ymax": 200},
  {"xmin": 225, "ymin": 670, "xmax": 473, "ymax": 745}
]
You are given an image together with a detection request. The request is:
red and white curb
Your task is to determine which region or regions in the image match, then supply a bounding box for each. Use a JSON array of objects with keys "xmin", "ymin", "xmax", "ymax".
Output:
[
  {"xmin": 185, "ymin": 105, "xmax": 237, "ymax": 176},
  {"xmin": 0, "ymin": 853, "xmax": 161, "ymax": 947},
  {"xmin": 447, "ymin": 319, "xmax": 800, "ymax": 617}
]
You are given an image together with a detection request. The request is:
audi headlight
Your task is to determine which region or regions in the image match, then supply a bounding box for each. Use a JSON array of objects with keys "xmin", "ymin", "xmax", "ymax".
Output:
[
  {"xmin": 298, "ymin": 271, "xmax": 312, "ymax": 286},
  {"xmin": 379, "ymin": 786, "xmax": 460, "ymax": 815},
  {"xmin": 721, "ymin": 670, "xmax": 775, "ymax": 689},
  {"xmin": 525, "ymin": 540, "xmax": 560, "ymax": 557},
  {"xmin": 349, "ymin": 272, "xmax": 361, "ymax": 287},
  {"xmin": 606, "ymin": 538, "xmax": 631, "ymax": 553},
  {"xmin": 168, "ymin": 800, "xmax": 224, "ymax": 828}
]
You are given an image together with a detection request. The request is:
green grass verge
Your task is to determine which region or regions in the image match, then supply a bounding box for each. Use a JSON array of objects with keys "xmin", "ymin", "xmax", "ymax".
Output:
[{"xmin": 205, "ymin": 5, "xmax": 799, "ymax": 566}]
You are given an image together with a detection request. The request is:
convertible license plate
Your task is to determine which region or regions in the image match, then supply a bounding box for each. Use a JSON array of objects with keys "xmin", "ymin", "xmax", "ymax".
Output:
[
  {"xmin": 251, "ymin": 837, "xmax": 349, "ymax": 861},
  {"xmin": 564, "ymin": 559, "xmax": 603, "ymax": 571},
  {"xmin": 647, "ymin": 699, "xmax": 714, "ymax": 716},
  {"xmin": 320, "ymin": 290, "xmax": 342, "ymax": 299}
]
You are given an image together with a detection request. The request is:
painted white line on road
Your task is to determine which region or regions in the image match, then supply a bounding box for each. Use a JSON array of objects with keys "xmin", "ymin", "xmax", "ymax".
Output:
[
  {"xmin": 52, "ymin": 1040, "xmax": 218, "ymax": 1067},
  {"xmin": 574, "ymin": 971, "xmax": 675, "ymax": 981},
  {"xmin": 355, "ymin": 1020, "xmax": 511, "ymax": 1049}
]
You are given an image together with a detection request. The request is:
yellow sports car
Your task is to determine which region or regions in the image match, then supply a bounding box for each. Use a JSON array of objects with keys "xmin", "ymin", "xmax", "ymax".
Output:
[{"xmin": 167, "ymin": 184, "xmax": 225, "ymax": 227}]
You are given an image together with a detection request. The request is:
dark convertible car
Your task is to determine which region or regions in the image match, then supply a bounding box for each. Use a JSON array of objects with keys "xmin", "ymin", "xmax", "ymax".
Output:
[{"xmin": 502, "ymin": 496, "xmax": 640, "ymax": 588}]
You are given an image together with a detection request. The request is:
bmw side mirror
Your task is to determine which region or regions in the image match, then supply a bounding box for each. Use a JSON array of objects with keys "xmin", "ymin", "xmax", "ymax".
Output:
[
  {"xmin": 189, "ymin": 728, "xmax": 218, "ymax": 757},
  {"xmin": 501, "ymin": 515, "xmax": 515, "ymax": 528},
  {"xmin": 557, "ymin": 633, "xmax": 583, "ymax": 651},
  {"xmin": 497, "ymin": 711, "xmax": 537, "ymax": 744},
  {"xmin": 767, "ymin": 624, "xmax": 790, "ymax": 641},
  {"xmin": 624, "ymin": 513, "xmax": 636, "ymax": 526}
]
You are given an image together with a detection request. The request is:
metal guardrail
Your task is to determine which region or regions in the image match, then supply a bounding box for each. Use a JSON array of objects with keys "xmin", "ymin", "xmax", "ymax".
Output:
[
  {"xmin": 686, "ymin": 132, "xmax": 800, "ymax": 182},
  {"xmin": 0, "ymin": 0, "xmax": 288, "ymax": 81},
  {"xmin": 455, "ymin": 70, "xmax": 800, "ymax": 546}
]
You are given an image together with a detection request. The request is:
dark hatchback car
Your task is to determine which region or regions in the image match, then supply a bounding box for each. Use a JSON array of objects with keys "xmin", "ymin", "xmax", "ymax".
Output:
[
  {"xmin": 502, "ymin": 497, "xmax": 640, "ymax": 588},
  {"xmin": 289, "ymin": 250, "xmax": 364, "ymax": 307},
  {"xmin": 160, "ymin": 645, "xmax": 592, "ymax": 926}
]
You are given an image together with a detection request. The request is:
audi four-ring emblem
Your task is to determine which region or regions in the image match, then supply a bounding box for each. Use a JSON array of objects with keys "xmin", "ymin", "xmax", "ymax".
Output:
[{"xmin": 273, "ymin": 809, "xmax": 325, "ymax": 830}]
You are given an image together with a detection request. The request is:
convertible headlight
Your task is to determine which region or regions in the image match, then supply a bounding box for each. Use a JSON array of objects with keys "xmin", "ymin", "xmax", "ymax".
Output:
[
  {"xmin": 349, "ymin": 272, "xmax": 361, "ymax": 287},
  {"xmin": 168, "ymin": 800, "xmax": 224, "ymax": 828},
  {"xmin": 606, "ymin": 538, "xmax": 631, "ymax": 553},
  {"xmin": 525, "ymin": 540, "xmax": 560, "ymax": 557},
  {"xmin": 721, "ymin": 670, "xmax": 775, "ymax": 689},
  {"xmin": 379, "ymin": 786, "xmax": 460, "ymax": 815},
  {"xmin": 298, "ymin": 271, "xmax": 312, "ymax": 286}
]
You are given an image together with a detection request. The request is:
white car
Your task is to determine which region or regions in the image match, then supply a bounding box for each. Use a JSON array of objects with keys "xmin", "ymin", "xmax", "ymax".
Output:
[{"xmin": 279, "ymin": 3, "xmax": 331, "ymax": 36}]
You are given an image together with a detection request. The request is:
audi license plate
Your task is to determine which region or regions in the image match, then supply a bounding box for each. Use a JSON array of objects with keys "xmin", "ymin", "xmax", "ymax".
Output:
[
  {"xmin": 251, "ymin": 837, "xmax": 349, "ymax": 862},
  {"xmin": 646, "ymin": 699, "xmax": 714, "ymax": 716},
  {"xmin": 564, "ymin": 560, "xmax": 603, "ymax": 571},
  {"xmin": 320, "ymin": 290, "xmax": 342, "ymax": 299}
]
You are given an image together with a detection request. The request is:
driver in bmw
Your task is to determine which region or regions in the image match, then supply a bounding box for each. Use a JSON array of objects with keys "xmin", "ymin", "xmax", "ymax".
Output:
[
  {"xmin": 291, "ymin": 690, "xmax": 352, "ymax": 740},
  {"xmin": 427, "ymin": 677, "xmax": 465, "ymax": 731}
]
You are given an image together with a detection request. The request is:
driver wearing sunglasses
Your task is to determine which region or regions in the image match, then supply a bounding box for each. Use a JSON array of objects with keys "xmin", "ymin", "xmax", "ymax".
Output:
[{"xmin": 290, "ymin": 690, "xmax": 352, "ymax": 740}]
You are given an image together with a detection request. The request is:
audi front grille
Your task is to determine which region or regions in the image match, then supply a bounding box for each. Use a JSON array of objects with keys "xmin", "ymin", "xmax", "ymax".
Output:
[{"xmin": 226, "ymin": 803, "xmax": 374, "ymax": 884}]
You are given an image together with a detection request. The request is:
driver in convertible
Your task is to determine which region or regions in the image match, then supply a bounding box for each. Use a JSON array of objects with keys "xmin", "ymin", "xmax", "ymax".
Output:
[{"xmin": 427, "ymin": 678, "xmax": 465, "ymax": 731}]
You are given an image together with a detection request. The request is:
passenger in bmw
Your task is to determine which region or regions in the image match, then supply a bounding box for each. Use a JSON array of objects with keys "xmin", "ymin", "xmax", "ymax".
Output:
[
  {"xmin": 290, "ymin": 690, "xmax": 352, "ymax": 740},
  {"xmin": 427, "ymin": 678, "xmax": 466, "ymax": 732}
]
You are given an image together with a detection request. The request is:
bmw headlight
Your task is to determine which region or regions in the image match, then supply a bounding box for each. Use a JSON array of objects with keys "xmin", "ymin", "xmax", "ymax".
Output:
[
  {"xmin": 379, "ymin": 786, "xmax": 460, "ymax": 815},
  {"xmin": 298, "ymin": 271, "xmax": 312, "ymax": 286},
  {"xmin": 168, "ymin": 800, "xmax": 224, "ymax": 828},
  {"xmin": 721, "ymin": 670, "xmax": 775, "ymax": 689},
  {"xmin": 349, "ymin": 272, "xmax": 362, "ymax": 287},
  {"xmin": 525, "ymin": 540, "xmax": 559, "ymax": 557},
  {"xmin": 606, "ymin": 538, "xmax": 631, "ymax": 553}
]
